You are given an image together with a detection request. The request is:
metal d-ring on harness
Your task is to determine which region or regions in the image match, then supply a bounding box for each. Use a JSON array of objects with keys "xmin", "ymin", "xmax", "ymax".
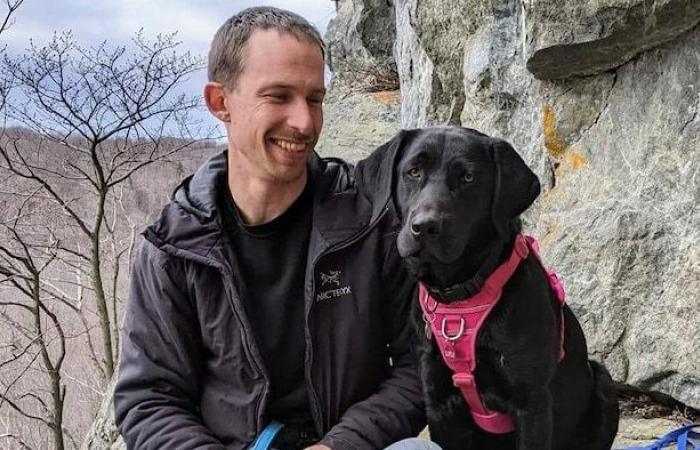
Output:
[{"xmin": 441, "ymin": 317, "xmax": 465, "ymax": 341}]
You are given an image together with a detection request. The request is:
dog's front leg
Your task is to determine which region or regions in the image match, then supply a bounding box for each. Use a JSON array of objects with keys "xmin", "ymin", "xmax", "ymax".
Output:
[
  {"xmin": 421, "ymin": 339, "xmax": 475, "ymax": 450},
  {"xmin": 514, "ymin": 387, "xmax": 553, "ymax": 450}
]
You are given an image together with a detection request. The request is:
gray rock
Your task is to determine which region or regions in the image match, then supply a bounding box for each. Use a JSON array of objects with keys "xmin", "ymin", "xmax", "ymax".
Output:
[
  {"xmin": 325, "ymin": 0, "xmax": 399, "ymax": 91},
  {"xmin": 523, "ymin": 0, "xmax": 700, "ymax": 79},
  {"xmin": 81, "ymin": 377, "xmax": 124, "ymax": 450},
  {"xmin": 395, "ymin": 0, "xmax": 496, "ymax": 126},
  {"xmin": 536, "ymin": 26, "xmax": 700, "ymax": 409},
  {"xmin": 316, "ymin": 88, "xmax": 402, "ymax": 161}
]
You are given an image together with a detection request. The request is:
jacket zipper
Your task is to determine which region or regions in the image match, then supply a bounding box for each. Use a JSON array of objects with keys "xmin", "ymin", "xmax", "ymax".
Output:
[
  {"xmin": 218, "ymin": 265, "xmax": 269, "ymax": 432},
  {"xmin": 306, "ymin": 206, "xmax": 390, "ymax": 433},
  {"xmin": 145, "ymin": 232, "xmax": 270, "ymax": 436}
]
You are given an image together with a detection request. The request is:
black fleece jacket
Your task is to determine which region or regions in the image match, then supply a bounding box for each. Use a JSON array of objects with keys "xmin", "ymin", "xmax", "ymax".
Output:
[{"xmin": 113, "ymin": 150, "xmax": 426, "ymax": 449}]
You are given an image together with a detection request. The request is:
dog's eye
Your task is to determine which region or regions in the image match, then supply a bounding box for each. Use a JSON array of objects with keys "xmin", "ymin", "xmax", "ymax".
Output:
[
  {"xmin": 407, "ymin": 167, "xmax": 422, "ymax": 178},
  {"xmin": 462, "ymin": 172, "xmax": 475, "ymax": 183}
]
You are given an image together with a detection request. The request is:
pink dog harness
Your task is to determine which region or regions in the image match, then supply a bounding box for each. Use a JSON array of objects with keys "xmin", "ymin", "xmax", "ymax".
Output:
[{"xmin": 419, "ymin": 234, "xmax": 566, "ymax": 434}]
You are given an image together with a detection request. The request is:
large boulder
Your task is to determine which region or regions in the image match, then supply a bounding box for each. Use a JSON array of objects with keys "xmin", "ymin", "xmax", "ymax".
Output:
[
  {"xmin": 536, "ymin": 28, "xmax": 700, "ymax": 407},
  {"xmin": 395, "ymin": 0, "xmax": 699, "ymax": 408}
]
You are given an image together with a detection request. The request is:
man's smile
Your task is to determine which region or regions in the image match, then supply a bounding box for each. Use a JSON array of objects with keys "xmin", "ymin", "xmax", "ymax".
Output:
[{"xmin": 270, "ymin": 137, "xmax": 310, "ymax": 152}]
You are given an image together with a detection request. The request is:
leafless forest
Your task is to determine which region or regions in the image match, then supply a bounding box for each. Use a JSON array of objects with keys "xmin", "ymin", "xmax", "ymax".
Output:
[{"xmin": 0, "ymin": 1, "xmax": 218, "ymax": 447}]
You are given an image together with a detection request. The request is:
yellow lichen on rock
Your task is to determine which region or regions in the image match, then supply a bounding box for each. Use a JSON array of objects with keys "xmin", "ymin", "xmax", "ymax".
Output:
[
  {"xmin": 371, "ymin": 90, "xmax": 401, "ymax": 105},
  {"xmin": 542, "ymin": 104, "xmax": 588, "ymax": 175},
  {"xmin": 543, "ymin": 104, "xmax": 567, "ymax": 160}
]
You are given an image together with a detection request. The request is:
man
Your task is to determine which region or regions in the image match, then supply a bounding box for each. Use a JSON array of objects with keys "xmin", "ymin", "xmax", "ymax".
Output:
[{"xmin": 114, "ymin": 7, "xmax": 426, "ymax": 450}]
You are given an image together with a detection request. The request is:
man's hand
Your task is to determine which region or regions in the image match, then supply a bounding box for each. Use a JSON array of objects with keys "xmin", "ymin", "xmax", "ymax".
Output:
[{"xmin": 304, "ymin": 445, "xmax": 332, "ymax": 450}]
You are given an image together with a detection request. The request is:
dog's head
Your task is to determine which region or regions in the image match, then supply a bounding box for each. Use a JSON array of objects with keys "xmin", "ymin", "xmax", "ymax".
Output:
[{"xmin": 360, "ymin": 126, "xmax": 540, "ymax": 285}]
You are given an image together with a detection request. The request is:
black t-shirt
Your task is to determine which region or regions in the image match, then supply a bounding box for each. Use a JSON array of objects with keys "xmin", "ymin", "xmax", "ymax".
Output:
[{"xmin": 218, "ymin": 178, "xmax": 317, "ymax": 444}]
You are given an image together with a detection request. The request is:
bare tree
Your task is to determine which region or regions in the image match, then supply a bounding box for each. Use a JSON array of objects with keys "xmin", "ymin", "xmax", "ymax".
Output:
[
  {"xmin": 0, "ymin": 194, "xmax": 69, "ymax": 450},
  {"xmin": 0, "ymin": 0, "xmax": 24, "ymax": 37},
  {"xmin": 0, "ymin": 0, "xmax": 26, "ymax": 110},
  {"xmin": 0, "ymin": 30, "xmax": 208, "ymax": 382}
]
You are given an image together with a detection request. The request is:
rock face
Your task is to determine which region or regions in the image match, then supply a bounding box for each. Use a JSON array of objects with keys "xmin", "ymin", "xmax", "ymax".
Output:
[
  {"xmin": 325, "ymin": 0, "xmax": 398, "ymax": 90},
  {"xmin": 316, "ymin": 88, "xmax": 402, "ymax": 161},
  {"xmin": 332, "ymin": 0, "xmax": 700, "ymax": 409}
]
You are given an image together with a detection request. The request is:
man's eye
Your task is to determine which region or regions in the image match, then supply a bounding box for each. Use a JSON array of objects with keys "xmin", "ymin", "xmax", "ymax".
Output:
[
  {"xmin": 267, "ymin": 93, "xmax": 288, "ymax": 101},
  {"xmin": 462, "ymin": 172, "xmax": 475, "ymax": 183},
  {"xmin": 407, "ymin": 167, "xmax": 421, "ymax": 178},
  {"xmin": 309, "ymin": 96, "xmax": 324, "ymax": 105}
]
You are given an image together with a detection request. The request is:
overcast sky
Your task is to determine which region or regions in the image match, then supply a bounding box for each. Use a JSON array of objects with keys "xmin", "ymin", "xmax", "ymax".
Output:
[
  {"xmin": 1, "ymin": 1, "xmax": 338, "ymax": 134},
  {"xmin": 3, "ymin": 0, "xmax": 337, "ymax": 56}
]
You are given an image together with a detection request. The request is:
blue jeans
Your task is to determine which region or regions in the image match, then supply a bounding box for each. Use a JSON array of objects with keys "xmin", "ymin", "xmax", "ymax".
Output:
[{"xmin": 384, "ymin": 438, "xmax": 442, "ymax": 450}]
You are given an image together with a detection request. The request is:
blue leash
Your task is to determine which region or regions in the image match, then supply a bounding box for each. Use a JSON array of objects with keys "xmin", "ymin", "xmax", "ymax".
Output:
[
  {"xmin": 618, "ymin": 423, "xmax": 700, "ymax": 450},
  {"xmin": 249, "ymin": 421, "xmax": 284, "ymax": 450}
]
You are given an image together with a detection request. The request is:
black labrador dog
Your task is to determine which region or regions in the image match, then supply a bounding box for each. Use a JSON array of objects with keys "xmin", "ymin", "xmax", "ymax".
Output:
[{"xmin": 356, "ymin": 126, "xmax": 619, "ymax": 450}]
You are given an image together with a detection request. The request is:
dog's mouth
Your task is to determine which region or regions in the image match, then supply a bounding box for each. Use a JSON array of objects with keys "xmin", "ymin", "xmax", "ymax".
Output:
[{"xmin": 402, "ymin": 256, "xmax": 451, "ymax": 289}]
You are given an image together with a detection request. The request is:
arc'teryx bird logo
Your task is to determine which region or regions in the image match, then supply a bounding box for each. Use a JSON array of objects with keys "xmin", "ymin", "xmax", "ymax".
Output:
[
  {"xmin": 317, "ymin": 269, "xmax": 352, "ymax": 302},
  {"xmin": 321, "ymin": 270, "xmax": 341, "ymax": 287}
]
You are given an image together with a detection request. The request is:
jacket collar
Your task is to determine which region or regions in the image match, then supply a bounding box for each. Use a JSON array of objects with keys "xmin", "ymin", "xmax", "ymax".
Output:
[{"xmin": 145, "ymin": 150, "xmax": 376, "ymax": 263}]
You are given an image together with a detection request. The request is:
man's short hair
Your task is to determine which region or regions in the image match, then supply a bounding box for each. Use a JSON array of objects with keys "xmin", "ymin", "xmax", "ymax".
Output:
[{"xmin": 208, "ymin": 6, "xmax": 325, "ymax": 89}]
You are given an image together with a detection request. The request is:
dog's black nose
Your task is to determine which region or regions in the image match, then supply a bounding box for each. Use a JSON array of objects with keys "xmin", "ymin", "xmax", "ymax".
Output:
[{"xmin": 410, "ymin": 213, "xmax": 442, "ymax": 237}]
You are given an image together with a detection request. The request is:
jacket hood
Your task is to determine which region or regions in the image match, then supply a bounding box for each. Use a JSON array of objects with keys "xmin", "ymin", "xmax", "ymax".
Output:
[
  {"xmin": 145, "ymin": 149, "xmax": 379, "ymax": 261},
  {"xmin": 173, "ymin": 149, "xmax": 228, "ymax": 222}
]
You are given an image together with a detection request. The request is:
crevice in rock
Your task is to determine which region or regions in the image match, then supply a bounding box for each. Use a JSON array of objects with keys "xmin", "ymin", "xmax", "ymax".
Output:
[
  {"xmin": 569, "ymin": 70, "xmax": 618, "ymax": 150},
  {"xmin": 617, "ymin": 385, "xmax": 700, "ymax": 420},
  {"xmin": 679, "ymin": 109, "xmax": 698, "ymax": 135},
  {"xmin": 547, "ymin": 158, "xmax": 558, "ymax": 188}
]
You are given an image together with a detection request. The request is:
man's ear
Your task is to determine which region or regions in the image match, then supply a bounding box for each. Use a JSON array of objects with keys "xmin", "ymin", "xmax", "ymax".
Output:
[
  {"xmin": 490, "ymin": 139, "xmax": 540, "ymax": 237},
  {"xmin": 203, "ymin": 82, "xmax": 231, "ymax": 123}
]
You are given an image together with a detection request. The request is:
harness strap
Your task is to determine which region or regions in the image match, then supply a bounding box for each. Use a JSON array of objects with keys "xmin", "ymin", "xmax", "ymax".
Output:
[
  {"xmin": 419, "ymin": 234, "xmax": 567, "ymax": 435},
  {"xmin": 617, "ymin": 422, "xmax": 700, "ymax": 450},
  {"xmin": 249, "ymin": 421, "xmax": 284, "ymax": 450},
  {"xmin": 526, "ymin": 236, "xmax": 566, "ymax": 361}
]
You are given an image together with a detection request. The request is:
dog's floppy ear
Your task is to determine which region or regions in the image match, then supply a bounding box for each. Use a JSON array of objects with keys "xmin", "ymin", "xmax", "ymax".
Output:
[
  {"xmin": 355, "ymin": 129, "xmax": 416, "ymax": 207},
  {"xmin": 490, "ymin": 139, "xmax": 540, "ymax": 237}
]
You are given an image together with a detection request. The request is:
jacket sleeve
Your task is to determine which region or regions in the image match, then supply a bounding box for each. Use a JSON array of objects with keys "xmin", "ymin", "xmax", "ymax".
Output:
[
  {"xmin": 113, "ymin": 240, "xmax": 227, "ymax": 450},
  {"xmin": 319, "ymin": 237, "xmax": 426, "ymax": 450}
]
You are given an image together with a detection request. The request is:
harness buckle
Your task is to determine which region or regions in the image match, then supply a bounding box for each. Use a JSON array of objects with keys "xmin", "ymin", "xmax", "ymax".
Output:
[
  {"xmin": 440, "ymin": 317, "xmax": 465, "ymax": 341},
  {"xmin": 452, "ymin": 373, "xmax": 475, "ymax": 387}
]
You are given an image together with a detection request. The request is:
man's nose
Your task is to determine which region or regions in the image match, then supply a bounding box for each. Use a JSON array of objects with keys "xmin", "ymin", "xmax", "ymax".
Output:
[{"xmin": 287, "ymin": 99, "xmax": 315, "ymax": 136}]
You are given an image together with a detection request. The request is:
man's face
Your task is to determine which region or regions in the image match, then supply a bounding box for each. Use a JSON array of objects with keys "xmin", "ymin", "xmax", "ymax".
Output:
[{"xmin": 224, "ymin": 29, "xmax": 325, "ymax": 184}]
